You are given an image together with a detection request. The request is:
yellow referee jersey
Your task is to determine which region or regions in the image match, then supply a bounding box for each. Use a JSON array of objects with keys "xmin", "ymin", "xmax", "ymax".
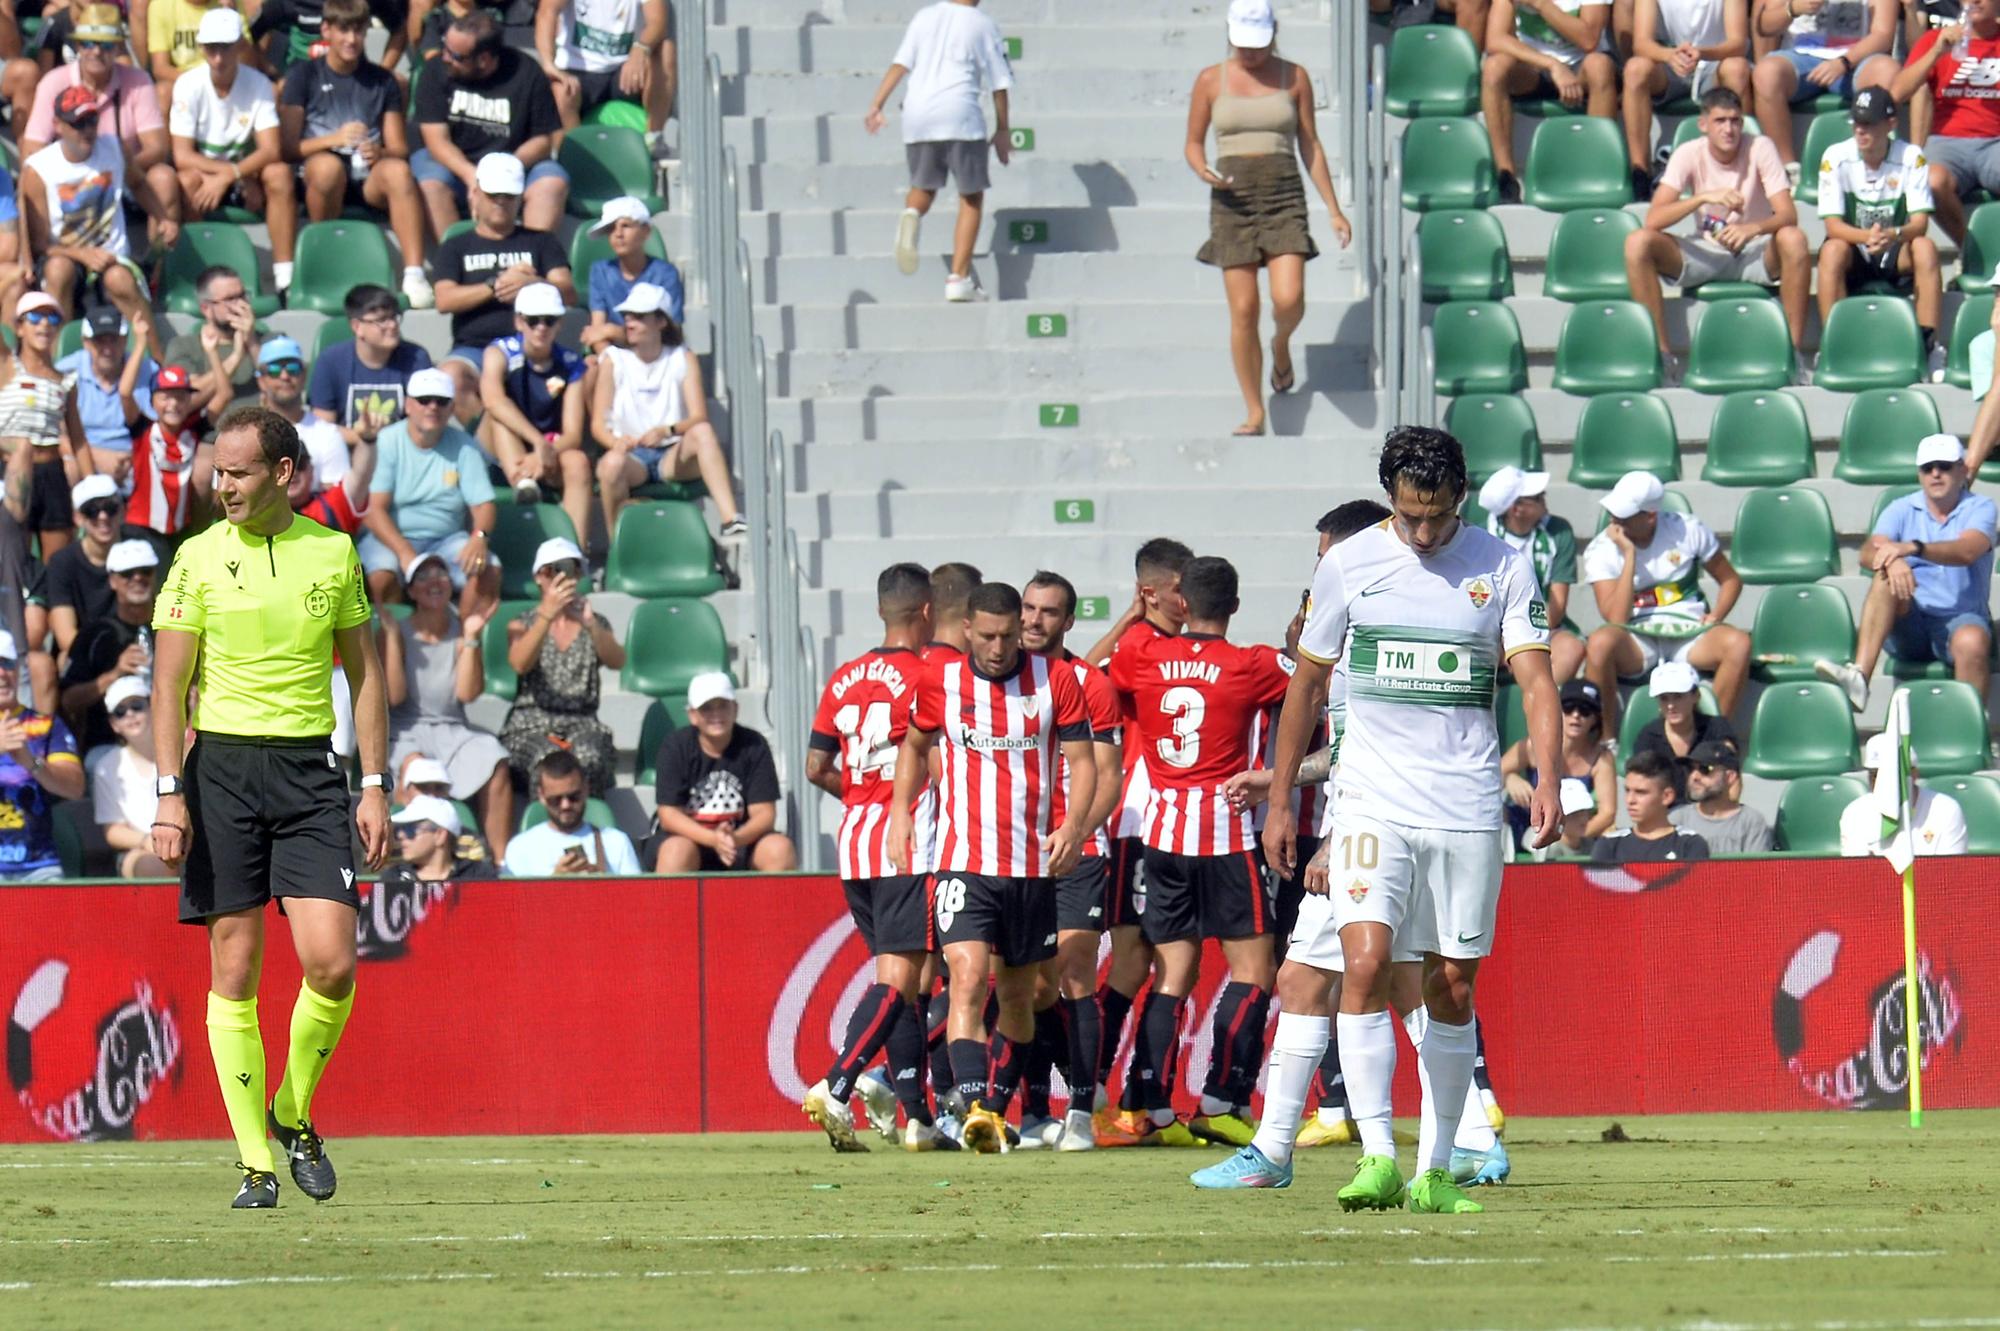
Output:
[{"xmin": 153, "ymin": 515, "xmax": 372, "ymax": 738}]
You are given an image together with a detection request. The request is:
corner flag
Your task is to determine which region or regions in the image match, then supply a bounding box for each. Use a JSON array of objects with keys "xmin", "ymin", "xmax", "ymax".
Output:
[{"xmin": 1871, "ymin": 691, "xmax": 1923, "ymax": 1128}]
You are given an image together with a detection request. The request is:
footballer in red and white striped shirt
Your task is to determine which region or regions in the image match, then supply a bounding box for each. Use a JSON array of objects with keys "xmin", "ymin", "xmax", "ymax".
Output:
[{"xmin": 886, "ymin": 582, "xmax": 1097, "ymax": 1154}]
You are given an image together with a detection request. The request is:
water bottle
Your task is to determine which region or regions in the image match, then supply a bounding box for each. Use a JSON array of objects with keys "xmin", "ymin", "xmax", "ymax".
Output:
[{"xmin": 136, "ymin": 625, "xmax": 152, "ymax": 667}]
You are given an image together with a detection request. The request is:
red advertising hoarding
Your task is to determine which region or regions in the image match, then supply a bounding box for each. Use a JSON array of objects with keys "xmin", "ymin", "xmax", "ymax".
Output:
[{"xmin": 2, "ymin": 859, "xmax": 1987, "ymax": 1143}]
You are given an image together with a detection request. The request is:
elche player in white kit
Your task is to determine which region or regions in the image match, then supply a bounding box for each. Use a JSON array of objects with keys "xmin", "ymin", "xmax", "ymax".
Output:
[{"xmin": 1237, "ymin": 427, "xmax": 1563, "ymax": 1210}]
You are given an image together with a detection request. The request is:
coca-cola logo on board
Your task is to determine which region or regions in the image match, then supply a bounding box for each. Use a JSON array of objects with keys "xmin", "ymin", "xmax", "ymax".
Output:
[
  {"xmin": 1772, "ymin": 928, "xmax": 1965, "ymax": 1109},
  {"xmin": 7, "ymin": 960, "xmax": 183, "ymax": 1142}
]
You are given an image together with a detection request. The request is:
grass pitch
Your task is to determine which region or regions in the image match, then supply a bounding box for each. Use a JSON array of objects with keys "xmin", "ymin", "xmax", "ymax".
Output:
[{"xmin": 1, "ymin": 1113, "xmax": 1994, "ymax": 1330}]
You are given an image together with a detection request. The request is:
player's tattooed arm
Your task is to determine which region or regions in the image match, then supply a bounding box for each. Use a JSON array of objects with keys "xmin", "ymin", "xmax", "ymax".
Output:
[{"xmin": 1293, "ymin": 745, "xmax": 1333, "ymax": 788}]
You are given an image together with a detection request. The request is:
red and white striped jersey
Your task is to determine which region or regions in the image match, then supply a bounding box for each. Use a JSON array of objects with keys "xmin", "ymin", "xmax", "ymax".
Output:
[
  {"xmin": 1248, "ymin": 704, "xmax": 1331, "ymax": 837},
  {"xmin": 907, "ymin": 641, "xmax": 964, "ymax": 873},
  {"xmin": 809, "ymin": 645, "xmax": 925, "ymax": 881},
  {"xmin": 915, "ymin": 650, "xmax": 1090, "ymax": 877},
  {"xmin": 126, "ymin": 416, "xmax": 206, "ymax": 536},
  {"xmin": 1043, "ymin": 650, "xmax": 1121, "ymax": 859},
  {"xmin": 1106, "ymin": 619, "xmax": 1174, "ymax": 840},
  {"xmin": 1108, "ymin": 633, "xmax": 1294, "ymax": 856}
]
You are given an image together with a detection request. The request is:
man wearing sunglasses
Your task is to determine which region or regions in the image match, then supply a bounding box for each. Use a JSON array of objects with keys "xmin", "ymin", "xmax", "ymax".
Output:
[
  {"xmin": 384, "ymin": 794, "xmax": 494, "ymax": 886},
  {"xmin": 413, "ymin": 9, "xmax": 570, "ymax": 236},
  {"xmin": 89, "ymin": 674, "xmax": 171, "ymax": 879},
  {"xmin": 256, "ymin": 337, "xmax": 349, "ymax": 495},
  {"xmin": 46, "ymin": 478, "xmax": 166, "ymax": 668},
  {"xmin": 1819, "ymin": 434, "xmax": 1996, "ymax": 715},
  {"xmin": 1667, "ymin": 739, "xmax": 1772, "ymax": 855},
  {"xmin": 500, "ymin": 747, "xmax": 640, "ymax": 877},
  {"xmin": 479, "ymin": 283, "xmax": 590, "ymax": 543},
  {"xmin": 55, "ymin": 303, "xmax": 167, "ymax": 478},
  {"xmin": 60, "ymin": 538, "xmax": 161, "ymax": 753}
]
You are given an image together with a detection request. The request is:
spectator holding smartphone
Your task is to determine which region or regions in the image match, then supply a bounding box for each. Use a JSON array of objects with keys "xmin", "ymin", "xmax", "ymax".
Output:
[
  {"xmin": 500, "ymin": 538, "xmax": 624, "ymax": 797},
  {"xmin": 500, "ymin": 747, "xmax": 640, "ymax": 876}
]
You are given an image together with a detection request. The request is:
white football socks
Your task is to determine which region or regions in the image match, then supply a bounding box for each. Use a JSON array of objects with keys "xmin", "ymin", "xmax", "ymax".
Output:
[
  {"xmin": 1418, "ymin": 1015, "xmax": 1477, "ymax": 1172},
  {"xmin": 1248, "ymin": 1012, "xmax": 1328, "ymax": 1167},
  {"xmin": 1335, "ymin": 1010, "xmax": 1397, "ymax": 1158}
]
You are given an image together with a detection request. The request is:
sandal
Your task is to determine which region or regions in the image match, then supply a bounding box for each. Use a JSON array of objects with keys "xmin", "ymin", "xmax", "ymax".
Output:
[{"xmin": 1270, "ymin": 362, "xmax": 1296, "ymax": 394}]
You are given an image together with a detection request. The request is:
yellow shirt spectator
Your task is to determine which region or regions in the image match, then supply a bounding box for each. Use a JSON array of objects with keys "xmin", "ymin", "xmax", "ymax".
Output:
[{"xmin": 149, "ymin": 0, "xmax": 235, "ymax": 80}]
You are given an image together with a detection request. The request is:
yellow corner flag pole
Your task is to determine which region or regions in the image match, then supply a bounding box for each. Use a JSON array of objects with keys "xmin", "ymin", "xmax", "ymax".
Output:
[
  {"xmin": 1902, "ymin": 856, "xmax": 1922, "ymax": 1130},
  {"xmin": 1877, "ymin": 691, "xmax": 1922, "ymax": 1128}
]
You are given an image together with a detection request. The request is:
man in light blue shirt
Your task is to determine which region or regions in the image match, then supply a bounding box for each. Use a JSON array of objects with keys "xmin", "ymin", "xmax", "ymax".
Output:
[
  {"xmin": 358, "ymin": 366, "xmax": 501, "ymax": 618},
  {"xmin": 1818, "ymin": 434, "xmax": 1996, "ymax": 712},
  {"xmin": 56, "ymin": 304, "xmax": 159, "ymax": 472},
  {"xmin": 501, "ymin": 749, "xmax": 641, "ymax": 877}
]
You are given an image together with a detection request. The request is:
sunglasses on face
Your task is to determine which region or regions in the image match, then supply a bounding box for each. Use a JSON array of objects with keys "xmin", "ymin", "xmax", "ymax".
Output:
[
  {"xmin": 522, "ymin": 315, "xmax": 560, "ymax": 329},
  {"xmin": 541, "ymin": 560, "xmax": 583, "ymax": 580},
  {"xmin": 21, "ymin": 310, "xmax": 61, "ymax": 327},
  {"xmin": 1694, "ymin": 763, "xmax": 1732, "ymax": 776},
  {"xmin": 393, "ymin": 822, "xmax": 442, "ymax": 838},
  {"xmin": 1560, "ymin": 701, "xmax": 1598, "ymax": 716},
  {"xmin": 77, "ymin": 41, "xmax": 120, "ymax": 52},
  {"xmin": 1920, "ymin": 462, "xmax": 1955, "ymax": 475},
  {"xmin": 261, "ymin": 359, "xmax": 305, "ymax": 377},
  {"xmin": 110, "ymin": 701, "xmax": 148, "ymax": 720},
  {"xmin": 542, "ymin": 790, "xmax": 586, "ymax": 807},
  {"xmin": 80, "ymin": 501, "xmax": 121, "ymax": 521},
  {"xmin": 411, "ymin": 395, "xmax": 452, "ymax": 409}
]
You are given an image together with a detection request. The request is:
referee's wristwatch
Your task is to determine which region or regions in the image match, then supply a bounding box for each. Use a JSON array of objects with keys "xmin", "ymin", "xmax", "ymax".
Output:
[{"xmin": 156, "ymin": 775, "xmax": 184, "ymax": 797}]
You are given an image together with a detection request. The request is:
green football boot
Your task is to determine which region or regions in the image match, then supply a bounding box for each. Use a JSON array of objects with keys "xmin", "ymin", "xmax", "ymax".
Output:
[
  {"xmin": 1409, "ymin": 1166, "xmax": 1485, "ymax": 1214},
  {"xmin": 1335, "ymin": 1154, "xmax": 1407, "ymax": 1212}
]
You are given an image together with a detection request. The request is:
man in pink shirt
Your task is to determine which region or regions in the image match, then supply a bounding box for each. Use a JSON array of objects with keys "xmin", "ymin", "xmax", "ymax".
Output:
[{"xmin": 1623, "ymin": 85, "xmax": 1811, "ymax": 382}]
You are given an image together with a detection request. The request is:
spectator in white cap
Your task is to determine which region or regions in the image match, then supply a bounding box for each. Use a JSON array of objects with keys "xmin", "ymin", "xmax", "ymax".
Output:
[
  {"xmin": 0, "ymin": 292, "xmax": 94, "ymax": 556},
  {"xmin": 397, "ymin": 753, "xmax": 455, "ymax": 803},
  {"xmin": 46, "ymin": 474, "xmax": 160, "ymax": 663},
  {"xmin": 1817, "ymin": 433, "xmax": 1995, "ymax": 715},
  {"xmin": 1479, "ymin": 464, "xmax": 1583, "ymax": 682},
  {"xmin": 170, "ymin": 8, "xmax": 298, "ymax": 290},
  {"xmin": 359, "ymin": 366, "xmax": 501, "ymax": 621},
  {"xmin": 581, "ymin": 196, "xmax": 684, "ymax": 354},
  {"xmin": 1840, "ymin": 731, "xmax": 1969, "ymax": 858},
  {"xmin": 382, "ymin": 547, "xmax": 516, "ymax": 857},
  {"xmin": 413, "ymin": 9, "xmax": 571, "ymax": 235},
  {"xmin": 1626, "ymin": 657, "xmax": 1741, "ymax": 802},
  {"xmin": 385, "ymin": 793, "xmax": 497, "ymax": 886},
  {"xmin": 91, "ymin": 672, "xmax": 169, "ymax": 878},
  {"xmin": 651, "ymin": 669, "xmax": 798, "ymax": 873},
  {"xmin": 429, "ymin": 150, "xmax": 577, "ymax": 425},
  {"xmin": 537, "ymin": 0, "xmax": 675, "ymax": 142},
  {"xmin": 1535, "ymin": 775, "xmax": 1602, "ymax": 861},
  {"xmin": 481, "ymin": 281, "xmax": 592, "ymax": 543},
  {"xmin": 1580, "ymin": 469, "xmax": 1750, "ymax": 735},
  {"xmin": 0, "ymin": 626, "xmax": 83, "ymax": 881},
  {"xmin": 592, "ymin": 280, "xmax": 746, "ymax": 545},
  {"xmin": 60, "ymin": 537, "xmax": 160, "ymax": 752},
  {"xmin": 501, "ymin": 536, "xmax": 625, "ymax": 797}
]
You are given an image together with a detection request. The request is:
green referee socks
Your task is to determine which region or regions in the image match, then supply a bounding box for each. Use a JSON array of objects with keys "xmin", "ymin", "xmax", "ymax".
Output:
[
  {"xmin": 206, "ymin": 992, "xmax": 273, "ymax": 1173},
  {"xmin": 270, "ymin": 979, "xmax": 354, "ymax": 1133}
]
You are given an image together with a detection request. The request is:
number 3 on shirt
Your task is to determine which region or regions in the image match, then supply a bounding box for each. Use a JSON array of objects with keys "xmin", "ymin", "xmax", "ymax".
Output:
[
  {"xmin": 1155, "ymin": 686, "xmax": 1205, "ymax": 768},
  {"xmin": 834, "ymin": 701, "xmax": 897, "ymax": 785}
]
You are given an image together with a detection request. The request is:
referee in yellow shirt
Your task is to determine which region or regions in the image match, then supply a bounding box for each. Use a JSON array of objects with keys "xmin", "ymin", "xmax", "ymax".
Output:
[{"xmin": 151, "ymin": 406, "xmax": 391, "ymax": 1210}]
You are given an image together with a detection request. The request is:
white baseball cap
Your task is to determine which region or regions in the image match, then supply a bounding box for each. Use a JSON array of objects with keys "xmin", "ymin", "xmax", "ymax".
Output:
[
  {"xmin": 474, "ymin": 151, "xmax": 526, "ymax": 196},
  {"xmin": 407, "ymin": 367, "xmax": 455, "ymax": 401},
  {"xmin": 1863, "ymin": 732, "xmax": 1897, "ymax": 771},
  {"xmin": 1226, "ymin": 0, "xmax": 1275, "ymax": 48},
  {"xmin": 532, "ymin": 536, "xmax": 585, "ymax": 574},
  {"xmin": 390, "ymin": 794, "xmax": 462, "ymax": 835},
  {"xmin": 1600, "ymin": 470, "xmax": 1667, "ymax": 520},
  {"xmin": 615, "ymin": 282, "xmax": 672, "ymax": 316},
  {"xmin": 402, "ymin": 550, "xmax": 449, "ymax": 584},
  {"xmin": 195, "ymin": 6, "xmax": 243, "ymax": 43},
  {"xmin": 106, "ymin": 539, "xmax": 159, "ymax": 574},
  {"xmin": 1477, "ymin": 465, "xmax": 1551, "ymax": 518},
  {"xmin": 403, "ymin": 756, "xmax": 451, "ymax": 788},
  {"xmin": 1648, "ymin": 660, "xmax": 1701, "ymax": 697},
  {"xmin": 105, "ymin": 674, "xmax": 150, "ymax": 713},
  {"xmin": 1558, "ymin": 777, "xmax": 1596, "ymax": 819},
  {"xmin": 1915, "ymin": 433, "xmax": 1966, "ymax": 468},
  {"xmin": 0, "ymin": 629, "xmax": 19, "ymax": 661},
  {"xmin": 72, "ymin": 474, "xmax": 120, "ymax": 510},
  {"xmin": 687, "ymin": 671, "xmax": 736, "ymax": 710},
  {"xmin": 589, "ymin": 196, "xmax": 653, "ymax": 235},
  {"xmin": 514, "ymin": 282, "xmax": 565, "ymax": 319}
]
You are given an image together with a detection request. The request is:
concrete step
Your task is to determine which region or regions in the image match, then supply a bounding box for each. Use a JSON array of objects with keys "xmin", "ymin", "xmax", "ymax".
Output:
[
  {"xmin": 757, "ymin": 244, "xmax": 1360, "ymax": 304},
  {"xmin": 714, "ymin": 21, "xmax": 1336, "ymax": 76},
  {"xmin": 741, "ymin": 154, "xmax": 1256, "ymax": 212},
  {"xmin": 720, "ymin": 109, "xmax": 1235, "ymax": 167},
  {"xmin": 787, "ymin": 432, "xmax": 1377, "ymax": 490},
  {"xmin": 767, "ymin": 294, "xmax": 1333, "ymax": 352},
  {"xmin": 769, "ymin": 384, "xmax": 1380, "ymax": 441},
  {"xmin": 712, "ymin": 0, "xmax": 1330, "ymax": 33},
  {"xmin": 771, "ymin": 340, "xmax": 1370, "ymax": 399},
  {"xmin": 674, "ymin": 202, "xmax": 1216, "ymax": 260}
]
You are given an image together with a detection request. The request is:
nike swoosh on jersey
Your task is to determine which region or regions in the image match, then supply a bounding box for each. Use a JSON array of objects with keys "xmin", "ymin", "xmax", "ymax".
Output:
[{"xmin": 1358, "ymin": 586, "xmax": 1391, "ymax": 597}]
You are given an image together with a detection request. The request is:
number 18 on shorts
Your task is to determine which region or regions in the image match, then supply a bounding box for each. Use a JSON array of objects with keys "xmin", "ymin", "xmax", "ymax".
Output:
[{"xmin": 1325, "ymin": 812, "xmax": 1504, "ymax": 959}]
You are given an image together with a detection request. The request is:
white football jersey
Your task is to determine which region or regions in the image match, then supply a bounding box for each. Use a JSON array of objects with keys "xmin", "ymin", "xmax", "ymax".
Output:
[{"xmin": 1578, "ymin": 510, "xmax": 1720, "ymax": 639}]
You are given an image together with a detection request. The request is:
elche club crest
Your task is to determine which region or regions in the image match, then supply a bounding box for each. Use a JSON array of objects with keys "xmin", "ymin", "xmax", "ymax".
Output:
[
  {"xmin": 1464, "ymin": 577, "xmax": 1493, "ymax": 609},
  {"xmin": 7, "ymin": 959, "xmax": 182, "ymax": 1142}
]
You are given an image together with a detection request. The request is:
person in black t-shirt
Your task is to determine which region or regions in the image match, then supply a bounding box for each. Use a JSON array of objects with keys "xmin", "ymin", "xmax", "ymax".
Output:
[
  {"xmin": 411, "ymin": 8, "xmax": 569, "ymax": 234},
  {"xmin": 1591, "ymin": 750, "xmax": 1711, "ymax": 866},
  {"xmin": 1627, "ymin": 660, "xmax": 1741, "ymax": 802},
  {"xmin": 429, "ymin": 150, "xmax": 574, "ymax": 422},
  {"xmin": 59, "ymin": 538, "xmax": 158, "ymax": 753},
  {"xmin": 651, "ymin": 672, "xmax": 799, "ymax": 873}
]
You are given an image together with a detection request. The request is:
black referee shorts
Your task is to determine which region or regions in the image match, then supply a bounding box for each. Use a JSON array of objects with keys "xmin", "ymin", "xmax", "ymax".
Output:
[{"xmin": 179, "ymin": 734, "xmax": 359, "ymax": 925}]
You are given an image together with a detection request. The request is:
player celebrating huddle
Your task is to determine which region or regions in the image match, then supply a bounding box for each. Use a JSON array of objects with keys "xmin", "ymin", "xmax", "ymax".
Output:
[
  {"xmin": 887, "ymin": 582, "xmax": 1099, "ymax": 1154},
  {"xmin": 1254, "ymin": 427, "xmax": 1561, "ymax": 1212}
]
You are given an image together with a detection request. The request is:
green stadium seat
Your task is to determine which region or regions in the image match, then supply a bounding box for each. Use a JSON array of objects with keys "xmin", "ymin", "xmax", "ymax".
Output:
[
  {"xmin": 635, "ymin": 479, "xmax": 706, "ymax": 503},
  {"xmin": 1551, "ymin": 300, "xmax": 1660, "ymax": 395},
  {"xmin": 479, "ymin": 599, "xmax": 537, "ymax": 702},
  {"xmin": 1617, "ymin": 682, "xmax": 1719, "ymax": 757},
  {"xmin": 163, "ymin": 222, "xmax": 282, "ymax": 317},
  {"xmin": 604, "ymin": 501, "xmax": 724, "ymax": 597},
  {"xmin": 1688, "ymin": 281, "xmax": 1776, "ymax": 303},
  {"xmin": 1728, "ymin": 487, "xmax": 1839, "ymax": 584},
  {"xmin": 1899, "ymin": 681, "xmax": 1992, "ymax": 776},
  {"xmin": 568, "ymin": 221, "xmax": 670, "ymax": 285},
  {"xmin": 622, "ymin": 598, "xmax": 730, "ymax": 699},
  {"xmin": 1751, "ymin": 584, "xmax": 1856, "ymax": 683},
  {"xmin": 490, "ymin": 503, "xmax": 582, "ymax": 601},
  {"xmin": 520, "ymin": 796, "xmax": 617, "ymax": 832},
  {"xmin": 558, "ymin": 126, "xmax": 665, "ymax": 217},
  {"xmin": 313, "ymin": 316, "xmax": 352, "ymax": 360},
  {"xmin": 1835, "ymin": 388, "xmax": 1941, "ymax": 484},
  {"xmin": 1792, "ymin": 111, "xmax": 1856, "ymax": 208},
  {"xmin": 1701, "ymin": 389, "xmax": 1812, "ymax": 485},
  {"xmin": 1542, "ymin": 208, "xmax": 1638, "ymax": 303},
  {"xmin": 1384, "ymin": 23, "xmax": 1480, "ymax": 117},
  {"xmin": 1684, "ymin": 298, "xmax": 1794, "ymax": 393},
  {"xmin": 1946, "ymin": 292, "xmax": 1994, "ymax": 391},
  {"xmin": 1432, "ymin": 300, "xmax": 1527, "ymax": 395},
  {"xmin": 582, "ymin": 98, "xmax": 647, "ymax": 131},
  {"xmin": 1924, "ymin": 775, "xmax": 2000, "ymax": 853},
  {"xmin": 1444, "ymin": 394, "xmax": 1544, "ymax": 483},
  {"xmin": 1774, "ymin": 775, "xmax": 1868, "ymax": 852},
  {"xmin": 52, "ymin": 800, "xmax": 86, "ymax": 878},
  {"xmin": 1814, "ymin": 295, "xmax": 1923, "ymax": 391},
  {"xmin": 1401, "ymin": 117, "xmax": 1497, "ymax": 211},
  {"xmin": 1524, "ymin": 116, "xmax": 1628, "ymax": 212},
  {"xmin": 1418, "ymin": 210, "xmax": 1513, "ymax": 302},
  {"xmin": 289, "ymin": 221, "xmax": 403, "ymax": 314},
  {"xmin": 1958, "ymin": 202, "xmax": 2000, "ymax": 290},
  {"xmin": 1568, "ymin": 392, "xmax": 1679, "ymax": 487},
  {"xmin": 634, "ymin": 695, "xmax": 686, "ymax": 787},
  {"xmin": 1743, "ymin": 681, "xmax": 1861, "ymax": 778}
]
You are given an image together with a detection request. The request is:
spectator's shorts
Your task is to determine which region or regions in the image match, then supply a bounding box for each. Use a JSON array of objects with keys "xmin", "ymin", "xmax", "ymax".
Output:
[
  {"xmin": 843, "ymin": 872, "xmax": 931, "ymax": 954},
  {"xmin": 1774, "ymin": 46, "xmax": 1857, "ymax": 103},
  {"xmin": 443, "ymin": 344, "xmax": 492, "ymax": 371},
  {"xmin": 629, "ymin": 443, "xmax": 673, "ymax": 482},
  {"xmin": 1654, "ymin": 59, "xmax": 1723, "ymax": 106},
  {"xmin": 570, "ymin": 66, "xmax": 631, "ymax": 110},
  {"xmin": 410, "ymin": 150, "xmax": 571, "ymax": 207},
  {"xmin": 1888, "ymin": 607, "xmax": 1992, "ymax": 667},
  {"xmin": 931, "ymin": 872, "xmax": 1057, "ymax": 967},
  {"xmin": 906, "ymin": 138, "xmax": 991, "ymax": 195},
  {"xmin": 1672, "ymin": 234, "xmax": 1775, "ymax": 288},
  {"xmin": 1919, "ymin": 134, "xmax": 2000, "ymax": 198},
  {"xmin": 1322, "ymin": 811, "xmax": 1504, "ymax": 961},
  {"xmin": 1137, "ymin": 846, "xmax": 1274, "ymax": 945},
  {"xmin": 356, "ymin": 529, "xmax": 499, "ymax": 590},
  {"xmin": 179, "ymin": 734, "xmax": 359, "ymax": 925},
  {"xmin": 1840, "ymin": 238, "xmax": 1913, "ymax": 293},
  {"xmin": 24, "ymin": 455, "xmax": 72, "ymax": 533},
  {"xmin": 1053, "ymin": 853, "xmax": 1109, "ymax": 933},
  {"xmin": 1610, "ymin": 623, "xmax": 1707, "ymax": 677}
]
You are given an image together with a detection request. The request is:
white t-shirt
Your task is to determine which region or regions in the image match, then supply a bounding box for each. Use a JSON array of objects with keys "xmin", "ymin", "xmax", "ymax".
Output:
[
  {"xmin": 1579, "ymin": 510, "xmax": 1720, "ymax": 639},
  {"xmin": 892, "ymin": 1, "xmax": 1013, "ymax": 145},
  {"xmin": 27, "ymin": 137, "xmax": 128, "ymax": 258},
  {"xmin": 1656, "ymin": 0, "xmax": 1729, "ymax": 49},
  {"xmin": 604, "ymin": 344, "xmax": 687, "ymax": 441},
  {"xmin": 90, "ymin": 745, "xmax": 157, "ymax": 832},
  {"xmin": 1817, "ymin": 137, "xmax": 1933, "ymax": 231},
  {"xmin": 555, "ymin": 0, "xmax": 644, "ymax": 73},
  {"xmin": 1839, "ymin": 787, "xmax": 1968, "ymax": 858},
  {"xmin": 501, "ymin": 820, "xmax": 642, "ymax": 876},
  {"xmin": 297, "ymin": 413, "xmax": 351, "ymax": 488},
  {"xmin": 1514, "ymin": 0, "xmax": 1608, "ymax": 65},
  {"xmin": 1297, "ymin": 521, "xmax": 1549, "ymax": 832},
  {"xmin": 169, "ymin": 65, "xmax": 279, "ymax": 163}
]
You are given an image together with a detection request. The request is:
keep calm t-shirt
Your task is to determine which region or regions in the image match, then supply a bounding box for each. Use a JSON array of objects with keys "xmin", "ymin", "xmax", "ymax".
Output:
[{"xmin": 431, "ymin": 226, "xmax": 571, "ymax": 347}]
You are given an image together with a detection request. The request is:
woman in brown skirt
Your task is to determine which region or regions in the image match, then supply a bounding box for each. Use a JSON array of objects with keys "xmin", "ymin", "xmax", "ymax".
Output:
[{"xmin": 1185, "ymin": 0, "xmax": 1352, "ymax": 436}]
